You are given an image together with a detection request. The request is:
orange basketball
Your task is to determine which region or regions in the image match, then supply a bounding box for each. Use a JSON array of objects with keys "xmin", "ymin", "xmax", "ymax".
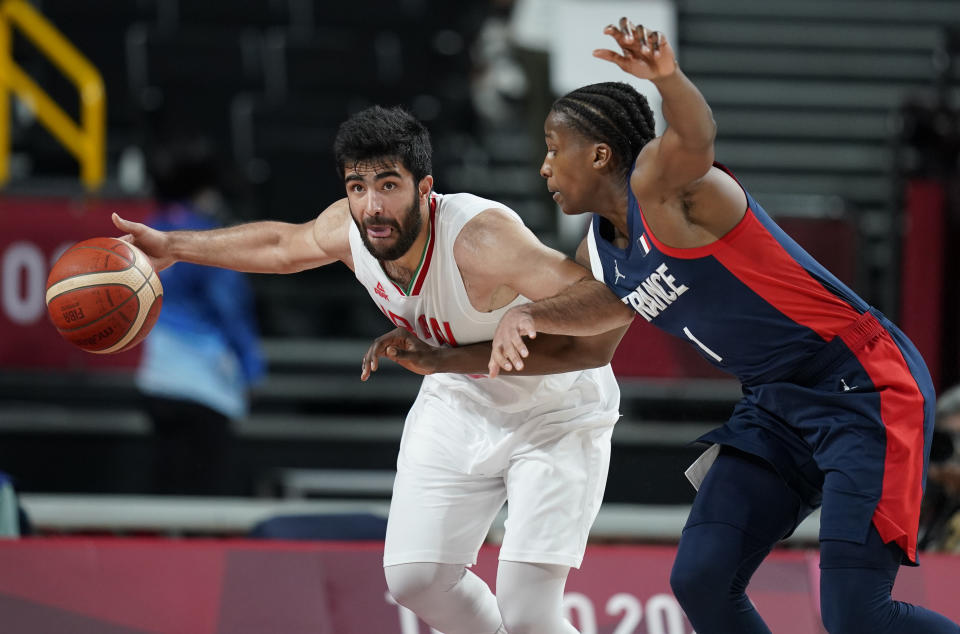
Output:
[{"xmin": 45, "ymin": 237, "xmax": 164, "ymax": 354}]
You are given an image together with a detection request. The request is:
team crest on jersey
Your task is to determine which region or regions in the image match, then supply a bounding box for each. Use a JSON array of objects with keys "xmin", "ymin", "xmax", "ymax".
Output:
[{"xmin": 374, "ymin": 282, "xmax": 389, "ymax": 300}]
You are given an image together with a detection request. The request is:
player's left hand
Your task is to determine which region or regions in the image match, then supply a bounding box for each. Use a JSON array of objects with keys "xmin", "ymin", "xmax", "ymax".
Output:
[
  {"xmin": 488, "ymin": 306, "xmax": 537, "ymax": 378},
  {"xmin": 593, "ymin": 18, "xmax": 678, "ymax": 81},
  {"xmin": 361, "ymin": 327, "xmax": 436, "ymax": 380}
]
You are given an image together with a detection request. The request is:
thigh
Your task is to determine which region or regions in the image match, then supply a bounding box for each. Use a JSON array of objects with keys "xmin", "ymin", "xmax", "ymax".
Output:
[
  {"xmin": 500, "ymin": 426, "xmax": 613, "ymax": 568},
  {"xmin": 385, "ymin": 395, "xmax": 508, "ymax": 567},
  {"xmin": 384, "ymin": 465, "xmax": 506, "ymax": 567},
  {"xmin": 687, "ymin": 447, "xmax": 810, "ymax": 546}
]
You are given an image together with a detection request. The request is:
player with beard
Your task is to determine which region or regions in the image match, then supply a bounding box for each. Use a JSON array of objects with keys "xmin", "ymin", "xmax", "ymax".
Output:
[{"xmin": 113, "ymin": 105, "xmax": 632, "ymax": 634}]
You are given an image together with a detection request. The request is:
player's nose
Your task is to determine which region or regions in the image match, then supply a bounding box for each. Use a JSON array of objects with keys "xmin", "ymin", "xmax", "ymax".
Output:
[
  {"xmin": 539, "ymin": 159, "xmax": 551, "ymax": 179},
  {"xmin": 365, "ymin": 190, "xmax": 385, "ymax": 214}
]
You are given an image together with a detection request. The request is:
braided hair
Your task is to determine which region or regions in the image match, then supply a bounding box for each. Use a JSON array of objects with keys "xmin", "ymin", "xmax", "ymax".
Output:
[{"xmin": 550, "ymin": 82, "xmax": 656, "ymax": 182}]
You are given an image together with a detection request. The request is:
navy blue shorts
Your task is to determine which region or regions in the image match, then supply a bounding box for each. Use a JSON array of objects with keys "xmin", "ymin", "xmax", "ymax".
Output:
[{"xmin": 700, "ymin": 309, "xmax": 935, "ymax": 562}]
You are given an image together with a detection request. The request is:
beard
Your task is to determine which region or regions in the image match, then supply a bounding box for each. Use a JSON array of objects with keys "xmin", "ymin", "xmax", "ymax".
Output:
[{"xmin": 352, "ymin": 190, "xmax": 423, "ymax": 262}]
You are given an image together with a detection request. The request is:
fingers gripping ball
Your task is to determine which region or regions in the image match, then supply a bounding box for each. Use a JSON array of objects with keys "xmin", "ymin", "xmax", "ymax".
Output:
[{"xmin": 45, "ymin": 237, "xmax": 164, "ymax": 353}]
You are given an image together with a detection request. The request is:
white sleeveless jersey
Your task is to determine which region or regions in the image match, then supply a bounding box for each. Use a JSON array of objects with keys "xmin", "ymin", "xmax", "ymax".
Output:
[{"xmin": 348, "ymin": 192, "xmax": 619, "ymax": 414}]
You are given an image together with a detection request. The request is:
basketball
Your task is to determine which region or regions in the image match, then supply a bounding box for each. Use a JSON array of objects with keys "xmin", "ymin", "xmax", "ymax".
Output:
[{"xmin": 45, "ymin": 237, "xmax": 164, "ymax": 354}]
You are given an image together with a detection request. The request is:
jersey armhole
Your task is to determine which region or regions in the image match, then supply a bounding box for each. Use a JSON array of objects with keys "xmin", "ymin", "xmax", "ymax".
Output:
[{"xmin": 586, "ymin": 222, "xmax": 606, "ymax": 282}]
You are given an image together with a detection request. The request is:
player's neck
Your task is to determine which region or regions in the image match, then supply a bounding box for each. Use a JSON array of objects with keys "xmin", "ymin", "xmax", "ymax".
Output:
[{"xmin": 593, "ymin": 187, "xmax": 630, "ymax": 239}]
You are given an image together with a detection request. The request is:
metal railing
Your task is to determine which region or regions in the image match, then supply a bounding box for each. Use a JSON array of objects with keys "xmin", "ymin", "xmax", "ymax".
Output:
[{"xmin": 0, "ymin": 0, "xmax": 104, "ymax": 189}]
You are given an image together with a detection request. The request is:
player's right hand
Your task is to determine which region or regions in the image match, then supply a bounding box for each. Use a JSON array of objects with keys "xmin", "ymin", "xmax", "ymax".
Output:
[
  {"xmin": 361, "ymin": 327, "xmax": 436, "ymax": 381},
  {"xmin": 593, "ymin": 18, "xmax": 678, "ymax": 82},
  {"xmin": 488, "ymin": 306, "xmax": 537, "ymax": 378},
  {"xmin": 112, "ymin": 213, "xmax": 176, "ymax": 272}
]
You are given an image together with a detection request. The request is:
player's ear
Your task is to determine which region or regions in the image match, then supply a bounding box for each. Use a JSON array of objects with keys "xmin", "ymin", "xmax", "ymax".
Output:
[
  {"xmin": 593, "ymin": 144, "xmax": 612, "ymax": 169},
  {"xmin": 418, "ymin": 175, "xmax": 434, "ymax": 199}
]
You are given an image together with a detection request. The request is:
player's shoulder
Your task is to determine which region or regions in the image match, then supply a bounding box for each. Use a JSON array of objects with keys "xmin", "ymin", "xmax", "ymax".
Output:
[
  {"xmin": 437, "ymin": 192, "xmax": 522, "ymax": 224},
  {"xmin": 311, "ymin": 197, "xmax": 354, "ymax": 258},
  {"xmin": 312, "ymin": 197, "xmax": 352, "ymax": 235},
  {"xmin": 317, "ymin": 197, "xmax": 351, "ymax": 219}
]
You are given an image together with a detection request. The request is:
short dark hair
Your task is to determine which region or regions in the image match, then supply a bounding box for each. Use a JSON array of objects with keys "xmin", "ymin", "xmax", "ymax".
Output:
[
  {"xmin": 550, "ymin": 82, "xmax": 656, "ymax": 182},
  {"xmin": 334, "ymin": 106, "xmax": 432, "ymax": 183}
]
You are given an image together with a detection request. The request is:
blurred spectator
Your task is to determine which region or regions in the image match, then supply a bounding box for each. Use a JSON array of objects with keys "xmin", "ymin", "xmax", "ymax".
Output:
[
  {"xmin": 919, "ymin": 384, "xmax": 960, "ymax": 552},
  {"xmin": 507, "ymin": 0, "xmax": 554, "ymax": 139},
  {"xmin": 471, "ymin": 0, "xmax": 527, "ymax": 126},
  {"xmin": 135, "ymin": 138, "xmax": 265, "ymax": 496}
]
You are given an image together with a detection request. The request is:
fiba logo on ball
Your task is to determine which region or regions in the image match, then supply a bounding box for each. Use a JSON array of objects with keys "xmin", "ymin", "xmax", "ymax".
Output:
[{"xmin": 45, "ymin": 237, "xmax": 163, "ymax": 353}]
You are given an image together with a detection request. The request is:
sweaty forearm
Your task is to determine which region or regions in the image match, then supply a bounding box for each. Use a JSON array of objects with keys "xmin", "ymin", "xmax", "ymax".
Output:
[
  {"xmin": 169, "ymin": 221, "xmax": 303, "ymax": 274},
  {"xmin": 653, "ymin": 68, "xmax": 716, "ymax": 149},
  {"xmin": 526, "ymin": 279, "xmax": 634, "ymax": 337}
]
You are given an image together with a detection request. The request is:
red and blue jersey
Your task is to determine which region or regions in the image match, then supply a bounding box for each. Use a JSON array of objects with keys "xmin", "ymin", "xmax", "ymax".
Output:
[
  {"xmin": 587, "ymin": 163, "xmax": 935, "ymax": 562},
  {"xmin": 587, "ymin": 163, "xmax": 871, "ymax": 386}
]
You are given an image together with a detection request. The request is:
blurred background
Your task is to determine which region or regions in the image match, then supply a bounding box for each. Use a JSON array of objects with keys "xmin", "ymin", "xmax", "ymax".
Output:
[{"xmin": 2, "ymin": 0, "xmax": 960, "ymax": 629}]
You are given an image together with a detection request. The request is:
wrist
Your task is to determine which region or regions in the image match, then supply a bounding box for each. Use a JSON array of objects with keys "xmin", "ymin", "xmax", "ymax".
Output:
[
  {"xmin": 419, "ymin": 348, "xmax": 443, "ymax": 374},
  {"xmin": 166, "ymin": 230, "xmax": 188, "ymax": 262},
  {"xmin": 649, "ymin": 63, "xmax": 682, "ymax": 87}
]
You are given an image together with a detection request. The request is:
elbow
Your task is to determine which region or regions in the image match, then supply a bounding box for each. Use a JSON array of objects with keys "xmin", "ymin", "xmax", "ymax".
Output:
[
  {"xmin": 698, "ymin": 105, "xmax": 718, "ymax": 147},
  {"xmin": 593, "ymin": 341, "xmax": 619, "ymax": 367},
  {"xmin": 570, "ymin": 336, "xmax": 619, "ymax": 369},
  {"xmin": 705, "ymin": 109, "xmax": 718, "ymax": 143},
  {"xmin": 688, "ymin": 114, "xmax": 717, "ymax": 165},
  {"xmin": 581, "ymin": 321, "xmax": 632, "ymax": 368}
]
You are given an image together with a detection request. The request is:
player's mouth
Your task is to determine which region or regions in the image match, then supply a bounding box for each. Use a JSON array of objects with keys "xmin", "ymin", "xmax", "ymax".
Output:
[
  {"xmin": 367, "ymin": 227, "xmax": 392, "ymax": 239},
  {"xmin": 364, "ymin": 221, "xmax": 398, "ymax": 240}
]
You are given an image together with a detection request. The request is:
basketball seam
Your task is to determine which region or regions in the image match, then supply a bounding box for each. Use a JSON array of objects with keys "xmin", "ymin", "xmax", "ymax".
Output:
[
  {"xmin": 46, "ymin": 247, "xmax": 135, "ymax": 288},
  {"xmin": 54, "ymin": 276, "xmax": 155, "ymax": 334},
  {"xmin": 73, "ymin": 244, "xmax": 136, "ymax": 261},
  {"xmin": 45, "ymin": 262, "xmax": 157, "ymax": 304}
]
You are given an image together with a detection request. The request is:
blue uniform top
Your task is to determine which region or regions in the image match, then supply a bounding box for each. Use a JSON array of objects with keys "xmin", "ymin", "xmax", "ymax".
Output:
[
  {"xmin": 586, "ymin": 163, "xmax": 933, "ymax": 561},
  {"xmin": 586, "ymin": 163, "xmax": 870, "ymax": 387}
]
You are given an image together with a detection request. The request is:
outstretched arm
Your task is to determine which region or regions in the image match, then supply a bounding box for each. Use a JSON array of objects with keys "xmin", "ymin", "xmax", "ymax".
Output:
[{"xmin": 112, "ymin": 198, "xmax": 353, "ymax": 274}]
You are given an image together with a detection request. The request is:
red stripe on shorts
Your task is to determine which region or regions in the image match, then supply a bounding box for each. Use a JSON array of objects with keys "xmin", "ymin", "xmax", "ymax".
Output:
[{"xmin": 843, "ymin": 314, "xmax": 926, "ymax": 562}]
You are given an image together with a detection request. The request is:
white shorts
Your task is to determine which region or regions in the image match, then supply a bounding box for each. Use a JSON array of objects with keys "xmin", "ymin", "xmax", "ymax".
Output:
[{"xmin": 383, "ymin": 367, "xmax": 619, "ymax": 569}]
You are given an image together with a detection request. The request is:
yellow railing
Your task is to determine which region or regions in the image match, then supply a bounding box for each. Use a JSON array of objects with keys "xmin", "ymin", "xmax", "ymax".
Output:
[{"xmin": 0, "ymin": 0, "xmax": 105, "ymax": 190}]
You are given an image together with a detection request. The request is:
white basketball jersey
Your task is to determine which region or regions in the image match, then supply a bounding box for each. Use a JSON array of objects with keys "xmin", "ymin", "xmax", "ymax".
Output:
[{"xmin": 348, "ymin": 192, "xmax": 619, "ymax": 413}]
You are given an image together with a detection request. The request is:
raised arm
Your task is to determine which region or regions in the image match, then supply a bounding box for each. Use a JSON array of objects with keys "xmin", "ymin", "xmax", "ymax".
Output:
[
  {"xmin": 594, "ymin": 18, "xmax": 715, "ymax": 191},
  {"xmin": 112, "ymin": 198, "xmax": 354, "ymax": 274},
  {"xmin": 594, "ymin": 18, "xmax": 745, "ymax": 243}
]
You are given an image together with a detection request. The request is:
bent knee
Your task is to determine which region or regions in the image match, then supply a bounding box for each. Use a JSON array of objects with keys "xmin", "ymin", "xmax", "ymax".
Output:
[
  {"xmin": 497, "ymin": 598, "xmax": 557, "ymax": 634},
  {"xmin": 821, "ymin": 602, "xmax": 873, "ymax": 634},
  {"xmin": 384, "ymin": 562, "xmax": 463, "ymax": 607},
  {"xmin": 820, "ymin": 592, "xmax": 892, "ymax": 634},
  {"xmin": 670, "ymin": 557, "xmax": 729, "ymax": 605}
]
